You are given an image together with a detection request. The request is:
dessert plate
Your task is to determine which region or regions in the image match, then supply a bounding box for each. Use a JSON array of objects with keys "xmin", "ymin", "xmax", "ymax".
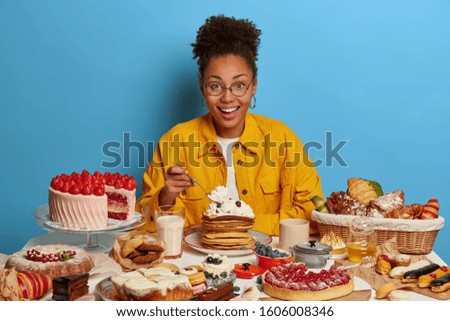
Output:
[
  {"xmin": 96, "ymin": 276, "xmax": 119, "ymax": 301},
  {"xmin": 183, "ymin": 229, "xmax": 272, "ymax": 257}
]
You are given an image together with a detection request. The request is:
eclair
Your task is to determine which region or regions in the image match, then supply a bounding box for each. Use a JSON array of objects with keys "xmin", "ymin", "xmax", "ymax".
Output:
[
  {"xmin": 402, "ymin": 263, "xmax": 440, "ymax": 283},
  {"xmin": 430, "ymin": 274, "xmax": 450, "ymax": 293}
]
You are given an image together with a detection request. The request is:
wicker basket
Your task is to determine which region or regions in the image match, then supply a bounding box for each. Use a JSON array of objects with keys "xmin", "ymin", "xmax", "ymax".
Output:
[{"xmin": 312, "ymin": 210, "xmax": 445, "ymax": 255}]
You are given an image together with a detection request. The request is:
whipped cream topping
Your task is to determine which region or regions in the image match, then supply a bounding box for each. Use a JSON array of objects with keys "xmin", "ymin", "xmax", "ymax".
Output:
[
  {"xmin": 202, "ymin": 254, "xmax": 234, "ymax": 277},
  {"xmin": 205, "ymin": 186, "xmax": 255, "ymax": 218}
]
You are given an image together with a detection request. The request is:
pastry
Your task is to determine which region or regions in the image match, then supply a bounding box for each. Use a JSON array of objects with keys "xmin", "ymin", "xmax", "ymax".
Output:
[
  {"xmin": 320, "ymin": 231, "xmax": 346, "ymax": 255},
  {"xmin": 389, "ymin": 260, "xmax": 430, "ymax": 279},
  {"xmin": 179, "ymin": 266, "xmax": 207, "ymax": 295},
  {"xmin": 198, "ymin": 282, "xmax": 234, "ymax": 301},
  {"xmin": 366, "ymin": 190, "xmax": 404, "ymax": 218},
  {"xmin": 375, "ymin": 254, "xmax": 392, "ymax": 275},
  {"xmin": 391, "ymin": 254, "xmax": 411, "ymax": 267},
  {"xmin": 202, "ymin": 254, "xmax": 236, "ymax": 287},
  {"xmin": 52, "ymin": 273, "xmax": 89, "ymax": 301},
  {"xmin": 347, "ymin": 178, "xmax": 381, "ymax": 206},
  {"xmin": 262, "ymin": 263, "xmax": 354, "ymax": 301},
  {"xmin": 240, "ymin": 286, "xmax": 260, "ymax": 301},
  {"xmin": 388, "ymin": 290, "xmax": 411, "ymax": 301},
  {"xmin": 430, "ymin": 274, "xmax": 450, "ymax": 293},
  {"xmin": 419, "ymin": 198, "xmax": 440, "ymax": 219},
  {"xmin": 402, "ymin": 263, "xmax": 440, "ymax": 283},
  {"xmin": 201, "ymin": 186, "xmax": 256, "ymax": 250},
  {"xmin": 417, "ymin": 266, "xmax": 449, "ymax": 288},
  {"xmin": 385, "ymin": 204, "xmax": 423, "ymax": 219},
  {"xmin": 112, "ymin": 267, "xmax": 193, "ymax": 301},
  {"xmin": 376, "ymin": 282, "xmax": 397, "ymax": 299},
  {"xmin": 327, "ymin": 191, "xmax": 367, "ymax": 216},
  {"xmin": 5, "ymin": 244, "xmax": 93, "ymax": 280},
  {"xmin": 152, "ymin": 263, "xmax": 180, "ymax": 273},
  {"xmin": 0, "ymin": 268, "xmax": 52, "ymax": 301},
  {"xmin": 49, "ymin": 170, "xmax": 136, "ymax": 228}
]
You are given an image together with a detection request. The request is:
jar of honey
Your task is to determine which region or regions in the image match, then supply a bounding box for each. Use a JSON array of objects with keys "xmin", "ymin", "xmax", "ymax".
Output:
[{"xmin": 347, "ymin": 216, "xmax": 377, "ymax": 263}]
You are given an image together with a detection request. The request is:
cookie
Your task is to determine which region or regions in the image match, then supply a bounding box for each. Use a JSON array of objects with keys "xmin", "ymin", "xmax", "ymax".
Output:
[
  {"xmin": 131, "ymin": 252, "xmax": 160, "ymax": 264},
  {"xmin": 120, "ymin": 238, "xmax": 144, "ymax": 258},
  {"xmin": 137, "ymin": 243, "xmax": 164, "ymax": 252}
]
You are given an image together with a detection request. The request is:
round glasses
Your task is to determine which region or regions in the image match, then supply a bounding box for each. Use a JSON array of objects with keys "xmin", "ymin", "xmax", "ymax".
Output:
[{"xmin": 204, "ymin": 78, "xmax": 254, "ymax": 97}]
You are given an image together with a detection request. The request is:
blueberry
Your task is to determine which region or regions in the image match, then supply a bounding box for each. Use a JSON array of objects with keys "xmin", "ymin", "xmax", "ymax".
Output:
[
  {"xmin": 256, "ymin": 275, "xmax": 262, "ymax": 284},
  {"xmin": 207, "ymin": 256, "xmax": 214, "ymax": 263},
  {"xmin": 256, "ymin": 284, "xmax": 263, "ymax": 292},
  {"xmin": 220, "ymin": 272, "xmax": 228, "ymax": 278},
  {"xmin": 233, "ymin": 286, "xmax": 240, "ymax": 292}
]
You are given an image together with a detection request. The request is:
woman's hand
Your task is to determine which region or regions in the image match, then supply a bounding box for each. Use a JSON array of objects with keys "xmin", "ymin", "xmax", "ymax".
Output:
[{"xmin": 158, "ymin": 164, "xmax": 193, "ymax": 206}]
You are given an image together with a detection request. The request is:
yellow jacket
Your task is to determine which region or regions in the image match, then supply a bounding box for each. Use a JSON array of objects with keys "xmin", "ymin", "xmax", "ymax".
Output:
[{"xmin": 137, "ymin": 113, "xmax": 324, "ymax": 236}]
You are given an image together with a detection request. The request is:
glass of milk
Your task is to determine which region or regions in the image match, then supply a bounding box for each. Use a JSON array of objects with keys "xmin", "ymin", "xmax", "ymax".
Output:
[{"xmin": 155, "ymin": 205, "xmax": 185, "ymax": 259}]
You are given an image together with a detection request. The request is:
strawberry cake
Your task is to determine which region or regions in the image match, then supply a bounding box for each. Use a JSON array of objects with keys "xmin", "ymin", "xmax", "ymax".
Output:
[
  {"xmin": 49, "ymin": 170, "xmax": 136, "ymax": 229},
  {"xmin": 262, "ymin": 263, "xmax": 354, "ymax": 301}
]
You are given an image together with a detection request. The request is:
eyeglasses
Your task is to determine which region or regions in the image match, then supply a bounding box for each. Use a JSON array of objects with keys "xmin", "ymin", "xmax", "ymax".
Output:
[{"xmin": 204, "ymin": 78, "xmax": 254, "ymax": 97}]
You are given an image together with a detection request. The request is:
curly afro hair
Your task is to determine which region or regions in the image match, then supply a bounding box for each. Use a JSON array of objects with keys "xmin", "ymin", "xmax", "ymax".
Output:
[{"xmin": 192, "ymin": 15, "xmax": 261, "ymax": 79}]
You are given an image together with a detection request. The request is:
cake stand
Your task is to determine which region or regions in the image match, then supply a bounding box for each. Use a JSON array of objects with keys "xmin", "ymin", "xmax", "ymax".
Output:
[{"xmin": 34, "ymin": 204, "xmax": 146, "ymax": 253}]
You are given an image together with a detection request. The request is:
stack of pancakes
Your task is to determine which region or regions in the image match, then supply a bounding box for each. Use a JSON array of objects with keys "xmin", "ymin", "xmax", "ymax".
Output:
[{"xmin": 201, "ymin": 214, "xmax": 256, "ymax": 250}]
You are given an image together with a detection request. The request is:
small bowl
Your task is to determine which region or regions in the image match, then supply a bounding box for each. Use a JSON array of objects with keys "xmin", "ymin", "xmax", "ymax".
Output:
[{"xmin": 254, "ymin": 248, "xmax": 294, "ymax": 271}]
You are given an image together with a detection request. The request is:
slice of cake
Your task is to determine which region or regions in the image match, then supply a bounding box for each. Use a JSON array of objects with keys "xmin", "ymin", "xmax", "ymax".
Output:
[
  {"xmin": 49, "ymin": 170, "xmax": 137, "ymax": 229},
  {"xmin": 52, "ymin": 273, "xmax": 89, "ymax": 301},
  {"xmin": 111, "ymin": 267, "xmax": 193, "ymax": 301},
  {"xmin": 201, "ymin": 186, "xmax": 256, "ymax": 250}
]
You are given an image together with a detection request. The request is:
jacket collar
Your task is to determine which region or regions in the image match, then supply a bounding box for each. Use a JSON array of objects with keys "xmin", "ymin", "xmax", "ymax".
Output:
[{"xmin": 197, "ymin": 113, "xmax": 264, "ymax": 158}]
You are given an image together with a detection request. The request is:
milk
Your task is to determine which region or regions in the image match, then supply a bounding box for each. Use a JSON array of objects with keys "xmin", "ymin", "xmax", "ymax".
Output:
[{"xmin": 156, "ymin": 215, "xmax": 185, "ymax": 258}]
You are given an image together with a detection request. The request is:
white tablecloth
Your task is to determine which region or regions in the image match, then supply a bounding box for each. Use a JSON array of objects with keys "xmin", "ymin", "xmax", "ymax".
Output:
[{"xmin": 9, "ymin": 231, "xmax": 445, "ymax": 301}]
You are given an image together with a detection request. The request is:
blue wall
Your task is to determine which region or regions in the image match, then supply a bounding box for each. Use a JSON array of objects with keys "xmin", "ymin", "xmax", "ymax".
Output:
[{"xmin": 1, "ymin": 0, "xmax": 449, "ymax": 263}]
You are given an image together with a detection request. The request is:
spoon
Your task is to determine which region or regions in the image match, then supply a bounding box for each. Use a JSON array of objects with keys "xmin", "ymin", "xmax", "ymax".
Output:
[
  {"xmin": 188, "ymin": 175, "xmax": 211, "ymax": 199},
  {"xmin": 339, "ymin": 256, "xmax": 376, "ymax": 270}
]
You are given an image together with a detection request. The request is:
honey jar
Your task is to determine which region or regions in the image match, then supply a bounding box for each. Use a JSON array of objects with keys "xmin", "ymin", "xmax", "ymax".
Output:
[{"xmin": 347, "ymin": 216, "xmax": 377, "ymax": 263}]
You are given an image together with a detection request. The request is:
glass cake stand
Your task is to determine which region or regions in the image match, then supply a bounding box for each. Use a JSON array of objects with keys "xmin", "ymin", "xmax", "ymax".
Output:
[{"xmin": 34, "ymin": 204, "xmax": 146, "ymax": 252}]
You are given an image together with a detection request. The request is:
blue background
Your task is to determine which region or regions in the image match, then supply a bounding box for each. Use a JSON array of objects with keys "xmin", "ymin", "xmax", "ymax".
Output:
[{"xmin": 0, "ymin": 0, "xmax": 448, "ymax": 264}]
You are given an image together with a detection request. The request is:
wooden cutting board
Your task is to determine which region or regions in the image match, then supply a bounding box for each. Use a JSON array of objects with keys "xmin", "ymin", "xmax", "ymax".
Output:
[
  {"xmin": 260, "ymin": 290, "xmax": 371, "ymax": 301},
  {"xmin": 336, "ymin": 259, "xmax": 450, "ymax": 301}
]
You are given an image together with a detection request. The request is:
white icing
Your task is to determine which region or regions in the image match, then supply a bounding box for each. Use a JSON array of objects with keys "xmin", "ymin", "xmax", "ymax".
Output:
[{"xmin": 114, "ymin": 267, "xmax": 192, "ymax": 298}]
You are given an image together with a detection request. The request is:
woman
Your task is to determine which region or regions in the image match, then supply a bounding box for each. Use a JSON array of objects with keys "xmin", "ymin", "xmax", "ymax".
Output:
[{"xmin": 138, "ymin": 15, "xmax": 324, "ymax": 236}]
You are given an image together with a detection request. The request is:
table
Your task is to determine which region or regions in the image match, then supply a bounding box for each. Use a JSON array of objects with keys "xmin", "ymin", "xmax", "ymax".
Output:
[{"xmin": 17, "ymin": 231, "xmax": 447, "ymax": 301}]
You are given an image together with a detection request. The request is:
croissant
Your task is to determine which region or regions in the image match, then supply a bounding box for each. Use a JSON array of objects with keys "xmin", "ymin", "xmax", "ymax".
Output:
[
  {"xmin": 419, "ymin": 198, "xmax": 439, "ymax": 219},
  {"xmin": 347, "ymin": 178, "xmax": 380, "ymax": 206}
]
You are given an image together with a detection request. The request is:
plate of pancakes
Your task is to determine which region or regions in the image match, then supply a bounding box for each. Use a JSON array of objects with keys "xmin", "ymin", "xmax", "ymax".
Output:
[{"xmin": 184, "ymin": 229, "xmax": 272, "ymax": 256}]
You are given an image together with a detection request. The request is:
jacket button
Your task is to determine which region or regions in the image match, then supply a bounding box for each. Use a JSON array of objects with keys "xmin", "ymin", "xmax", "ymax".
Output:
[
  {"xmin": 181, "ymin": 191, "xmax": 186, "ymax": 195},
  {"xmin": 234, "ymin": 143, "xmax": 240, "ymax": 149},
  {"xmin": 242, "ymin": 189, "xmax": 248, "ymax": 195},
  {"xmin": 237, "ymin": 160, "xmax": 243, "ymax": 166}
]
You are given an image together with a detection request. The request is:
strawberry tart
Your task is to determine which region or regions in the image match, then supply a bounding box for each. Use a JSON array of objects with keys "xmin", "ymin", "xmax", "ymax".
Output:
[
  {"xmin": 262, "ymin": 263, "xmax": 354, "ymax": 301},
  {"xmin": 49, "ymin": 170, "xmax": 136, "ymax": 229}
]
